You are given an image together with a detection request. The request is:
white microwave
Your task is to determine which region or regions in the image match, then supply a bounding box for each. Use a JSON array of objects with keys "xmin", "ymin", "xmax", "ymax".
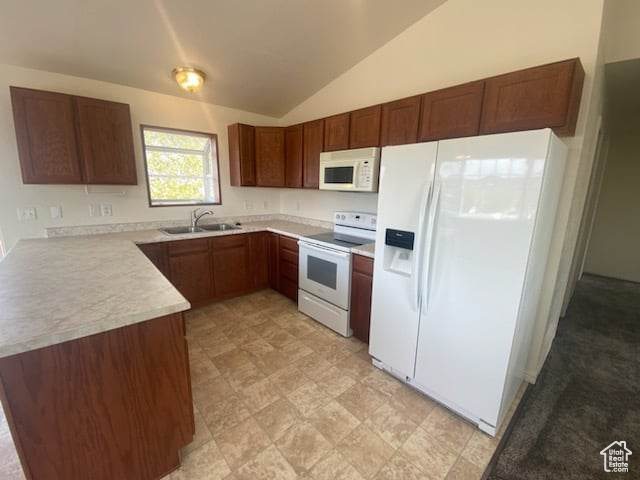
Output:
[{"xmin": 319, "ymin": 147, "xmax": 380, "ymax": 192}]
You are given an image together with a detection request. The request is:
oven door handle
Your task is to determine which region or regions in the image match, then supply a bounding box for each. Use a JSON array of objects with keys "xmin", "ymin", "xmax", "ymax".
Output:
[{"xmin": 298, "ymin": 241, "xmax": 350, "ymax": 259}]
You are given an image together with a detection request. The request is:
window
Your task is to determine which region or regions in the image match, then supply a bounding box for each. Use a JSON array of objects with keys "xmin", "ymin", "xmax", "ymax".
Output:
[{"xmin": 141, "ymin": 126, "xmax": 221, "ymax": 207}]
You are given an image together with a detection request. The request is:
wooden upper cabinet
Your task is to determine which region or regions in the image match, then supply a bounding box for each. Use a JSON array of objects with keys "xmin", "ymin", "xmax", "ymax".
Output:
[
  {"xmin": 302, "ymin": 119, "xmax": 324, "ymax": 189},
  {"xmin": 480, "ymin": 58, "xmax": 584, "ymax": 136},
  {"xmin": 228, "ymin": 123, "xmax": 256, "ymax": 186},
  {"xmin": 10, "ymin": 87, "xmax": 84, "ymax": 184},
  {"xmin": 10, "ymin": 86, "xmax": 137, "ymax": 185},
  {"xmin": 75, "ymin": 96, "xmax": 137, "ymax": 185},
  {"xmin": 419, "ymin": 81, "xmax": 485, "ymax": 142},
  {"xmin": 323, "ymin": 113, "xmax": 350, "ymax": 151},
  {"xmin": 255, "ymin": 126, "xmax": 285, "ymax": 187},
  {"xmin": 349, "ymin": 105, "xmax": 381, "ymax": 148},
  {"xmin": 284, "ymin": 124, "xmax": 303, "ymax": 188},
  {"xmin": 381, "ymin": 96, "xmax": 422, "ymax": 146}
]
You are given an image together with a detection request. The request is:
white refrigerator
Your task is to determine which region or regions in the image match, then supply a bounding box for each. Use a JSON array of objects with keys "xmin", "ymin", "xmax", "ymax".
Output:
[{"xmin": 369, "ymin": 129, "xmax": 567, "ymax": 436}]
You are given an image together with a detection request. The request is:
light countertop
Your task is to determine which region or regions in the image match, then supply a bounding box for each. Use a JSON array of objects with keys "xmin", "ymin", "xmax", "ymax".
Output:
[
  {"xmin": 0, "ymin": 219, "xmax": 379, "ymax": 358},
  {"xmin": 0, "ymin": 220, "xmax": 330, "ymax": 358}
]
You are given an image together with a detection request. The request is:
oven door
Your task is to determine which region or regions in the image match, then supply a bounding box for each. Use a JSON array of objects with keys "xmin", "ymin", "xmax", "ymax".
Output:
[{"xmin": 298, "ymin": 241, "xmax": 351, "ymax": 309}]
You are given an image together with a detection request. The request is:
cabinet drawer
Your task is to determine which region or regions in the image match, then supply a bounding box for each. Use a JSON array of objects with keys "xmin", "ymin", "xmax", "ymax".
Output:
[
  {"xmin": 210, "ymin": 234, "xmax": 246, "ymax": 250},
  {"xmin": 280, "ymin": 248, "xmax": 298, "ymax": 266},
  {"xmin": 280, "ymin": 259, "xmax": 298, "ymax": 282},
  {"xmin": 168, "ymin": 238, "xmax": 209, "ymax": 256},
  {"xmin": 352, "ymin": 254, "xmax": 374, "ymax": 276},
  {"xmin": 279, "ymin": 235, "xmax": 299, "ymax": 253}
]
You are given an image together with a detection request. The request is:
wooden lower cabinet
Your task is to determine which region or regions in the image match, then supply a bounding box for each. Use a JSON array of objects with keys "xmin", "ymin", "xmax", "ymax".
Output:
[
  {"xmin": 249, "ymin": 232, "xmax": 270, "ymax": 289},
  {"xmin": 168, "ymin": 239, "xmax": 213, "ymax": 305},
  {"xmin": 0, "ymin": 313, "xmax": 194, "ymax": 480},
  {"xmin": 138, "ymin": 242, "xmax": 170, "ymax": 278},
  {"xmin": 277, "ymin": 235, "xmax": 299, "ymax": 301},
  {"xmin": 350, "ymin": 254, "xmax": 374, "ymax": 344},
  {"xmin": 267, "ymin": 232, "xmax": 280, "ymax": 290},
  {"xmin": 211, "ymin": 235, "xmax": 250, "ymax": 298}
]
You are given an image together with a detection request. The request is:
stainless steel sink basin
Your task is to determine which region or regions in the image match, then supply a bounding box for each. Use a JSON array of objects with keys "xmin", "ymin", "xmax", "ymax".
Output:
[
  {"xmin": 199, "ymin": 223, "xmax": 240, "ymax": 231},
  {"xmin": 161, "ymin": 226, "xmax": 205, "ymax": 234}
]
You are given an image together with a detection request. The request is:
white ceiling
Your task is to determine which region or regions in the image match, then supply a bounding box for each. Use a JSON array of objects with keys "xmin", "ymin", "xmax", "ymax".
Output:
[{"xmin": 0, "ymin": 0, "xmax": 446, "ymax": 117}]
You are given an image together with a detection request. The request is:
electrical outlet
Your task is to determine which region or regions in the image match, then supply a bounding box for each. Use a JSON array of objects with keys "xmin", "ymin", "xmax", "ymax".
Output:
[
  {"xmin": 89, "ymin": 204, "xmax": 101, "ymax": 217},
  {"xmin": 17, "ymin": 207, "xmax": 37, "ymax": 222},
  {"xmin": 244, "ymin": 201, "xmax": 253, "ymax": 211},
  {"xmin": 49, "ymin": 206, "xmax": 63, "ymax": 219},
  {"xmin": 263, "ymin": 201, "xmax": 269, "ymax": 210},
  {"xmin": 100, "ymin": 203, "xmax": 113, "ymax": 216}
]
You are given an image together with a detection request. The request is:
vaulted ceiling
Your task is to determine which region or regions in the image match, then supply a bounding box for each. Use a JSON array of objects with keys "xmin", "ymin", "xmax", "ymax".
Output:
[{"xmin": 0, "ymin": 0, "xmax": 446, "ymax": 116}]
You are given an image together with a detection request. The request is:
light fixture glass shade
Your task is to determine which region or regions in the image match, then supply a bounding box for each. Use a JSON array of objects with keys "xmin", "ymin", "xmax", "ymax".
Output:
[{"xmin": 172, "ymin": 67, "xmax": 206, "ymax": 93}]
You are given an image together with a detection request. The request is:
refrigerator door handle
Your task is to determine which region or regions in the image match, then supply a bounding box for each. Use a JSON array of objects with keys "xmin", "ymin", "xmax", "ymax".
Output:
[
  {"xmin": 421, "ymin": 182, "xmax": 442, "ymax": 313},
  {"xmin": 413, "ymin": 182, "xmax": 433, "ymax": 312}
]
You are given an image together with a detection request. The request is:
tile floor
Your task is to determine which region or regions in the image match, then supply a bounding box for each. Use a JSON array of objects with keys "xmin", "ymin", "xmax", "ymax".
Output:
[{"xmin": 0, "ymin": 289, "xmax": 525, "ymax": 480}]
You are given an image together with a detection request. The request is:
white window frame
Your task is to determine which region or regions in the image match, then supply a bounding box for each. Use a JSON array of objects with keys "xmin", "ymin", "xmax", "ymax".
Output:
[{"xmin": 141, "ymin": 125, "xmax": 221, "ymax": 207}]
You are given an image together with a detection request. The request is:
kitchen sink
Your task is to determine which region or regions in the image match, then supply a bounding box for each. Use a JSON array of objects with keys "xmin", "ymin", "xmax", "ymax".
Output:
[
  {"xmin": 199, "ymin": 223, "xmax": 240, "ymax": 231},
  {"xmin": 161, "ymin": 226, "xmax": 205, "ymax": 234},
  {"xmin": 161, "ymin": 223, "xmax": 240, "ymax": 235}
]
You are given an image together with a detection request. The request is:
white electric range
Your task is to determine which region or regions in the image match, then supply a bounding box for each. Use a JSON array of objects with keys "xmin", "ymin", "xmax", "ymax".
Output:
[{"xmin": 298, "ymin": 211, "xmax": 377, "ymax": 336}]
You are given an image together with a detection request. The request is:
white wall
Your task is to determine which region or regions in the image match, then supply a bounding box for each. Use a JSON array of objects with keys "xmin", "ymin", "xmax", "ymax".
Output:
[
  {"xmin": 584, "ymin": 128, "xmax": 640, "ymax": 282},
  {"xmin": 602, "ymin": 0, "xmax": 640, "ymax": 63},
  {"xmin": 0, "ymin": 64, "xmax": 282, "ymax": 250},
  {"xmin": 279, "ymin": 0, "xmax": 606, "ymax": 379}
]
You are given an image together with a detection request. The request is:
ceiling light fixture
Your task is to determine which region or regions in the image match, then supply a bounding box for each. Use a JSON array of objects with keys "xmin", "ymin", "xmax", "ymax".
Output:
[{"xmin": 172, "ymin": 67, "xmax": 206, "ymax": 93}]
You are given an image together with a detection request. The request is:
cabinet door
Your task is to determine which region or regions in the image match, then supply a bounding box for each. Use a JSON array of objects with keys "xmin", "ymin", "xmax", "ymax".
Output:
[
  {"xmin": 268, "ymin": 233, "xmax": 280, "ymax": 290},
  {"xmin": 211, "ymin": 235, "xmax": 250, "ymax": 297},
  {"xmin": 10, "ymin": 87, "xmax": 83, "ymax": 184},
  {"xmin": 138, "ymin": 242, "xmax": 170, "ymax": 279},
  {"xmin": 249, "ymin": 232, "xmax": 269, "ymax": 288},
  {"xmin": 350, "ymin": 255, "xmax": 374, "ymax": 344},
  {"xmin": 381, "ymin": 95, "xmax": 422, "ymax": 146},
  {"xmin": 169, "ymin": 250, "xmax": 213, "ymax": 304},
  {"xmin": 228, "ymin": 123, "xmax": 256, "ymax": 186},
  {"xmin": 323, "ymin": 113, "xmax": 350, "ymax": 152},
  {"xmin": 419, "ymin": 81, "xmax": 484, "ymax": 141},
  {"xmin": 74, "ymin": 97, "xmax": 137, "ymax": 184},
  {"xmin": 302, "ymin": 119, "xmax": 324, "ymax": 189},
  {"xmin": 255, "ymin": 127, "xmax": 285, "ymax": 187},
  {"xmin": 349, "ymin": 105, "xmax": 381, "ymax": 148},
  {"xmin": 284, "ymin": 124, "xmax": 303, "ymax": 188},
  {"xmin": 480, "ymin": 58, "xmax": 584, "ymax": 136},
  {"xmin": 278, "ymin": 235, "xmax": 299, "ymax": 302}
]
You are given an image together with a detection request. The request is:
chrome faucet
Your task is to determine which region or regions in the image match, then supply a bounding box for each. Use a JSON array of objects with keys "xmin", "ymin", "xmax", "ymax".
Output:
[{"xmin": 191, "ymin": 208, "xmax": 214, "ymax": 229}]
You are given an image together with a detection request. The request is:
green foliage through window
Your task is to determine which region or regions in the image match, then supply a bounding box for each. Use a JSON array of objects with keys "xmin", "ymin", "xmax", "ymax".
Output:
[{"xmin": 142, "ymin": 127, "xmax": 220, "ymax": 206}]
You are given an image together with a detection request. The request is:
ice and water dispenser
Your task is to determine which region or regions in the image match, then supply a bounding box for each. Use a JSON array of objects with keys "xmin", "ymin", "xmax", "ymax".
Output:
[{"xmin": 383, "ymin": 229, "xmax": 415, "ymax": 276}]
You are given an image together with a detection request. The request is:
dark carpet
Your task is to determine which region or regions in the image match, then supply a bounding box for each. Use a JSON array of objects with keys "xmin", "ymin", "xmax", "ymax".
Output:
[{"xmin": 485, "ymin": 274, "xmax": 640, "ymax": 480}]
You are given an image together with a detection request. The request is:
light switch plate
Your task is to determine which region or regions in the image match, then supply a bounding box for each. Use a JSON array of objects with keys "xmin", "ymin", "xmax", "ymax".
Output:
[
  {"xmin": 49, "ymin": 206, "xmax": 63, "ymax": 219},
  {"xmin": 17, "ymin": 207, "xmax": 37, "ymax": 222},
  {"xmin": 89, "ymin": 204, "xmax": 101, "ymax": 217}
]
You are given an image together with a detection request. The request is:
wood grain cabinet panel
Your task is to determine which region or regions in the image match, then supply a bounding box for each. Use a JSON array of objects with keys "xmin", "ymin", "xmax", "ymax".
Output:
[
  {"xmin": 350, "ymin": 255, "xmax": 374, "ymax": 344},
  {"xmin": 267, "ymin": 232, "xmax": 280, "ymax": 290},
  {"xmin": 302, "ymin": 119, "xmax": 324, "ymax": 189},
  {"xmin": 323, "ymin": 113, "xmax": 350, "ymax": 151},
  {"xmin": 138, "ymin": 242, "xmax": 170, "ymax": 279},
  {"xmin": 419, "ymin": 81, "xmax": 485, "ymax": 141},
  {"xmin": 249, "ymin": 232, "xmax": 269, "ymax": 288},
  {"xmin": 284, "ymin": 124, "xmax": 303, "ymax": 187},
  {"xmin": 255, "ymin": 127, "xmax": 285, "ymax": 187},
  {"xmin": 0, "ymin": 313, "xmax": 193, "ymax": 480},
  {"xmin": 349, "ymin": 105, "xmax": 382, "ymax": 148},
  {"xmin": 228, "ymin": 123, "xmax": 256, "ymax": 186},
  {"xmin": 211, "ymin": 235, "xmax": 251, "ymax": 297},
  {"xmin": 381, "ymin": 95, "xmax": 422, "ymax": 146},
  {"xmin": 277, "ymin": 234, "xmax": 299, "ymax": 302},
  {"xmin": 10, "ymin": 86, "xmax": 84, "ymax": 184},
  {"xmin": 480, "ymin": 58, "xmax": 584, "ymax": 136},
  {"xmin": 169, "ymin": 248, "xmax": 213, "ymax": 305},
  {"xmin": 74, "ymin": 96, "xmax": 137, "ymax": 185}
]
